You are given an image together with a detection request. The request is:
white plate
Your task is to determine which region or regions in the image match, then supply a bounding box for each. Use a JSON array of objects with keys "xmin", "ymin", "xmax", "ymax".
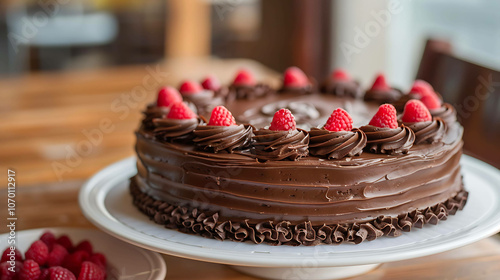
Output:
[
  {"xmin": 0, "ymin": 228, "xmax": 166, "ymax": 280},
  {"xmin": 79, "ymin": 155, "xmax": 500, "ymax": 273}
]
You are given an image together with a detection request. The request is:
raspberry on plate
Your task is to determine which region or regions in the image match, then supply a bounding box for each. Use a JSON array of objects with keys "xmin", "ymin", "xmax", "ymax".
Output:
[
  {"xmin": 62, "ymin": 251, "xmax": 89, "ymax": 276},
  {"xmin": 74, "ymin": 241, "xmax": 92, "ymax": 256},
  {"xmin": 78, "ymin": 261, "xmax": 106, "ymax": 280},
  {"xmin": 1, "ymin": 247, "xmax": 23, "ymax": 263},
  {"xmin": 269, "ymin": 109, "xmax": 296, "ymax": 131},
  {"xmin": 19, "ymin": 259, "xmax": 41, "ymax": 280},
  {"xmin": 49, "ymin": 266, "xmax": 76, "ymax": 280},
  {"xmin": 1, "ymin": 261, "xmax": 22, "ymax": 280},
  {"xmin": 402, "ymin": 100, "xmax": 432, "ymax": 123},
  {"xmin": 166, "ymin": 102, "xmax": 197, "ymax": 120},
  {"xmin": 208, "ymin": 106, "xmax": 236, "ymax": 126},
  {"xmin": 87, "ymin": 253, "xmax": 106, "ymax": 270},
  {"xmin": 47, "ymin": 244, "xmax": 69, "ymax": 267},
  {"xmin": 369, "ymin": 104, "xmax": 398, "ymax": 129},
  {"xmin": 157, "ymin": 87, "xmax": 182, "ymax": 108},
  {"xmin": 40, "ymin": 231, "xmax": 56, "ymax": 251},
  {"xmin": 324, "ymin": 108, "xmax": 353, "ymax": 132},
  {"xmin": 56, "ymin": 235, "xmax": 74, "ymax": 253},
  {"xmin": 283, "ymin": 66, "xmax": 309, "ymax": 88},
  {"xmin": 25, "ymin": 240, "xmax": 49, "ymax": 266}
]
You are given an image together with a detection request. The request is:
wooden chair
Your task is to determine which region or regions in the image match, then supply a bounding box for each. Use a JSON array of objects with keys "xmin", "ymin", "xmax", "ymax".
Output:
[{"xmin": 416, "ymin": 39, "xmax": 500, "ymax": 169}]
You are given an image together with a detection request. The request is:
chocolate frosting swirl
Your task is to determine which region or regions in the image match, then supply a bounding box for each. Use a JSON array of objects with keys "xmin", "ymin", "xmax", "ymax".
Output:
[
  {"xmin": 360, "ymin": 125, "xmax": 415, "ymax": 154},
  {"xmin": 278, "ymin": 84, "xmax": 314, "ymax": 95},
  {"xmin": 224, "ymin": 84, "xmax": 275, "ymax": 102},
  {"xmin": 321, "ymin": 80, "xmax": 363, "ymax": 98},
  {"xmin": 152, "ymin": 118, "xmax": 200, "ymax": 142},
  {"xmin": 309, "ymin": 128, "xmax": 367, "ymax": 159},
  {"xmin": 131, "ymin": 179, "xmax": 468, "ymax": 246},
  {"xmin": 142, "ymin": 104, "xmax": 169, "ymax": 130},
  {"xmin": 392, "ymin": 93, "xmax": 420, "ymax": 112},
  {"xmin": 183, "ymin": 90, "xmax": 224, "ymax": 116},
  {"xmin": 252, "ymin": 129, "xmax": 309, "ymax": 161},
  {"xmin": 405, "ymin": 119, "xmax": 446, "ymax": 145},
  {"xmin": 364, "ymin": 88, "xmax": 404, "ymax": 104},
  {"xmin": 193, "ymin": 124, "xmax": 253, "ymax": 153},
  {"xmin": 430, "ymin": 103, "xmax": 457, "ymax": 124}
]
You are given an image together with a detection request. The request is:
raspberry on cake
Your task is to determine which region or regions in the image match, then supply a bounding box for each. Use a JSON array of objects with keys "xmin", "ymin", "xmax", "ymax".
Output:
[
  {"xmin": 208, "ymin": 106, "xmax": 236, "ymax": 126},
  {"xmin": 322, "ymin": 68, "xmax": 362, "ymax": 98},
  {"xmin": 166, "ymin": 102, "xmax": 197, "ymax": 120},
  {"xmin": 368, "ymin": 103, "xmax": 398, "ymax": 129},
  {"xmin": 179, "ymin": 80, "xmax": 203, "ymax": 95},
  {"xmin": 283, "ymin": 67, "xmax": 309, "ymax": 89},
  {"xmin": 157, "ymin": 86, "xmax": 182, "ymax": 107},
  {"xmin": 324, "ymin": 108, "xmax": 353, "ymax": 132},
  {"xmin": 331, "ymin": 68, "xmax": 351, "ymax": 81},
  {"xmin": 269, "ymin": 108, "xmax": 296, "ymax": 131},
  {"xmin": 201, "ymin": 75, "xmax": 221, "ymax": 91},
  {"xmin": 370, "ymin": 73, "xmax": 390, "ymax": 91},
  {"xmin": 364, "ymin": 73, "xmax": 403, "ymax": 103},
  {"xmin": 402, "ymin": 100, "xmax": 432, "ymax": 123},
  {"xmin": 232, "ymin": 69, "xmax": 256, "ymax": 86}
]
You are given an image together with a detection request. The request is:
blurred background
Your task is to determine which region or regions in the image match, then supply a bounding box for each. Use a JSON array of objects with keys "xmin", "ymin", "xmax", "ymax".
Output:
[{"xmin": 1, "ymin": 0, "xmax": 499, "ymax": 186}]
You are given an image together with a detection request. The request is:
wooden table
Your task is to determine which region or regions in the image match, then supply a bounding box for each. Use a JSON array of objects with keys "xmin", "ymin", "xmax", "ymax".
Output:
[{"xmin": 1, "ymin": 59, "xmax": 500, "ymax": 279}]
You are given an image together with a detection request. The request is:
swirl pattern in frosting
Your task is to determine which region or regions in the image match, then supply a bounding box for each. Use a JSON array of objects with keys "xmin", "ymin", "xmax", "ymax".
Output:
[
  {"xmin": 152, "ymin": 118, "xmax": 200, "ymax": 142},
  {"xmin": 321, "ymin": 80, "xmax": 363, "ymax": 98},
  {"xmin": 224, "ymin": 84, "xmax": 275, "ymax": 102},
  {"xmin": 193, "ymin": 124, "xmax": 253, "ymax": 153},
  {"xmin": 360, "ymin": 125, "xmax": 415, "ymax": 154},
  {"xmin": 364, "ymin": 88, "xmax": 404, "ymax": 104},
  {"xmin": 430, "ymin": 103, "xmax": 457, "ymax": 124},
  {"xmin": 252, "ymin": 129, "xmax": 309, "ymax": 161},
  {"xmin": 142, "ymin": 104, "xmax": 169, "ymax": 130},
  {"xmin": 405, "ymin": 119, "xmax": 446, "ymax": 144},
  {"xmin": 309, "ymin": 128, "xmax": 367, "ymax": 159}
]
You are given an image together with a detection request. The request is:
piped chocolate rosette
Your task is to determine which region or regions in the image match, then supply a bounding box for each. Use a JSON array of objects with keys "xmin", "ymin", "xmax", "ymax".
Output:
[
  {"xmin": 152, "ymin": 101, "xmax": 200, "ymax": 143},
  {"xmin": 221, "ymin": 69, "xmax": 275, "ymax": 102},
  {"xmin": 321, "ymin": 69, "xmax": 363, "ymax": 98},
  {"xmin": 193, "ymin": 106, "xmax": 253, "ymax": 153},
  {"xmin": 401, "ymin": 99, "xmax": 446, "ymax": 144},
  {"xmin": 361, "ymin": 104, "xmax": 415, "ymax": 154},
  {"xmin": 141, "ymin": 86, "xmax": 182, "ymax": 130},
  {"xmin": 252, "ymin": 109, "xmax": 309, "ymax": 161},
  {"xmin": 364, "ymin": 73, "xmax": 404, "ymax": 104},
  {"xmin": 278, "ymin": 66, "xmax": 314, "ymax": 95},
  {"xmin": 178, "ymin": 80, "xmax": 224, "ymax": 115},
  {"xmin": 309, "ymin": 108, "xmax": 367, "ymax": 159}
]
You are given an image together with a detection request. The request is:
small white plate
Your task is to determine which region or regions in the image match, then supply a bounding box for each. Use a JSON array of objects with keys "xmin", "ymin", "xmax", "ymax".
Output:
[
  {"xmin": 79, "ymin": 155, "xmax": 500, "ymax": 279},
  {"xmin": 0, "ymin": 228, "xmax": 166, "ymax": 280}
]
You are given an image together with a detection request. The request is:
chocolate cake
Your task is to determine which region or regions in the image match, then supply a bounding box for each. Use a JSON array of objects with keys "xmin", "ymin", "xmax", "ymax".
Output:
[{"xmin": 131, "ymin": 68, "xmax": 467, "ymax": 246}]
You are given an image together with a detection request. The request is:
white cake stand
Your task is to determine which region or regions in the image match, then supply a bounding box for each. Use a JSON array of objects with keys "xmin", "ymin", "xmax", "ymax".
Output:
[{"xmin": 79, "ymin": 155, "xmax": 500, "ymax": 280}]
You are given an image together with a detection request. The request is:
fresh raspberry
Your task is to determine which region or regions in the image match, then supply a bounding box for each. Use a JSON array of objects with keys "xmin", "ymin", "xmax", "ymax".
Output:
[
  {"xmin": 208, "ymin": 106, "xmax": 236, "ymax": 126},
  {"xmin": 49, "ymin": 267, "xmax": 76, "ymax": 280},
  {"xmin": 157, "ymin": 86, "xmax": 182, "ymax": 107},
  {"xmin": 201, "ymin": 75, "xmax": 221, "ymax": 91},
  {"xmin": 402, "ymin": 99, "xmax": 432, "ymax": 123},
  {"xmin": 40, "ymin": 231, "xmax": 56, "ymax": 251},
  {"xmin": 331, "ymin": 69, "xmax": 351, "ymax": 81},
  {"xmin": 370, "ymin": 73, "xmax": 390, "ymax": 91},
  {"xmin": 0, "ymin": 261, "xmax": 22, "ymax": 280},
  {"xmin": 74, "ymin": 241, "xmax": 92, "ymax": 255},
  {"xmin": 47, "ymin": 244, "xmax": 69, "ymax": 267},
  {"xmin": 166, "ymin": 102, "xmax": 197, "ymax": 120},
  {"xmin": 269, "ymin": 109, "xmax": 296, "ymax": 131},
  {"xmin": 232, "ymin": 69, "xmax": 256, "ymax": 86},
  {"xmin": 25, "ymin": 240, "xmax": 49, "ymax": 266},
  {"xmin": 283, "ymin": 66, "xmax": 309, "ymax": 88},
  {"xmin": 409, "ymin": 80, "xmax": 434, "ymax": 96},
  {"xmin": 19, "ymin": 259, "xmax": 41, "ymax": 280},
  {"xmin": 369, "ymin": 104, "xmax": 398, "ymax": 129},
  {"xmin": 178, "ymin": 80, "xmax": 203, "ymax": 95},
  {"xmin": 1, "ymin": 247, "xmax": 23, "ymax": 263},
  {"xmin": 78, "ymin": 262, "xmax": 106, "ymax": 280},
  {"xmin": 62, "ymin": 251, "xmax": 89, "ymax": 276},
  {"xmin": 56, "ymin": 235, "xmax": 74, "ymax": 252},
  {"xmin": 87, "ymin": 253, "xmax": 106, "ymax": 270},
  {"xmin": 39, "ymin": 268, "xmax": 50, "ymax": 280},
  {"xmin": 324, "ymin": 108, "xmax": 353, "ymax": 132},
  {"xmin": 419, "ymin": 91, "xmax": 442, "ymax": 110}
]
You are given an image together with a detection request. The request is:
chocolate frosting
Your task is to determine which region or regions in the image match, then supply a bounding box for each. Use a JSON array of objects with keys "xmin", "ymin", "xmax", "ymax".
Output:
[
  {"xmin": 183, "ymin": 90, "xmax": 224, "ymax": 116},
  {"xmin": 360, "ymin": 125, "xmax": 415, "ymax": 154},
  {"xmin": 142, "ymin": 104, "xmax": 169, "ymax": 130},
  {"xmin": 321, "ymin": 80, "xmax": 363, "ymax": 99},
  {"xmin": 406, "ymin": 119, "xmax": 446, "ymax": 145},
  {"xmin": 278, "ymin": 84, "xmax": 314, "ymax": 96},
  {"xmin": 131, "ymin": 179, "xmax": 468, "ymax": 246},
  {"xmin": 193, "ymin": 124, "xmax": 253, "ymax": 153},
  {"xmin": 152, "ymin": 118, "xmax": 200, "ymax": 142},
  {"xmin": 364, "ymin": 88, "xmax": 404, "ymax": 104},
  {"xmin": 309, "ymin": 128, "xmax": 367, "ymax": 159},
  {"xmin": 392, "ymin": 93, "xmax": 420, "ymax": 112},
  {"xmin": 252, "ymin": 129, "xmax": 309, "ymax": 161},
  {"xmin": 224, "ymin": 84, "xmax": 275, "ymax": 102},
  {"xmin": 430, "ymin": 103, "xmax": 457, "ymax": 124}
]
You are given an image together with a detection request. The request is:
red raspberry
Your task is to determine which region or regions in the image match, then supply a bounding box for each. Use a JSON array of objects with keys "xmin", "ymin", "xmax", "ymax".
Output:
[
  {"xmin": 74, "ymin": 241, "xmax": 92, "ymax": 255},
  {"xmin": 56, "ymin": 235, "xmax": 74, "ymax": 253},
  {"xmin": 47, "ymin": 244, "xmax": 69, "ymax": 267},
  {"xmin": 0, "ymin": 261, "xmax": 22, "ymax": 280},
  {"xmin": 78, "ymin": 261, "xmax": 106, "ymax": 280},
  {"xmin": 40, "ymin": 231, "xmax": 56, "ymax": 251},
  {"xmin": 283, "ymin": 66, "xmax": 309, "ymax": 88},
  {"xmin": 232, "ymin": 69, "xmax": 256, "ymax": 86},
  {"xmin": 87, "ymin": 253, "xmax": 106, "ymax": 270},
  {"xmin": 62, "ymin": 251, "xmax": 89, "ymax": 276},
  {"xmin": 49, "ymin": 267, "xmax": 76, "ymax": 280},
  {"xmin": 331, "ymin": 69, "xmax": 351, "ymax": 81},
  {"xmin": 201, "ymin": 75, "xmax": 221, "ymax": 91},
  {"xmin": 1, "ymin": 247, "xmax": 23, "ymax": 263},
  {"xmin": 19, "ymin": 259, "xmax": 41, "ymax": 280},
  {"xmin": 269, "ymin": 109, "xmax": 296, "ymax": 131},
  {"xmin": 208, "ymin": 106, "xmax": 236, "ymax": 126},
  {"xmin": 39, "ymin": 268, "xmax": 50, "ymax": 280},
  {"xmin": 419, "ymin": 91, "xmax": 442, "ymax": 110},
  {"xmin": 409, "ymin": 80, "xmax": 434, "ymax": 96},
  {"xmin": 370, "ymin": 73, "xmax": 390, "ymax": 91},
  {"xmin": 402, "ymin": 99, "xmax": 432, "ymax": 123},
  {"xmin": 157, "ymin": 86, "xmax": 182, "ymax": 107},
  {"xmin": 25, "ymin": 240, "xmax": 49, "ymax": 266},
  {"xmin": 369, "ymin": 104, "xmax": 398, "ymax": 129},
  {"xmin": 178, "ymin": 80, "xmax": 203, "ymax": 95},
  {"xmin": 324, "ymin": 108, "xmax": 353, "ymax": 132},
  {"xmin": 166, "ymin": 102, "xmax": 197, "ymax": 120}
]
